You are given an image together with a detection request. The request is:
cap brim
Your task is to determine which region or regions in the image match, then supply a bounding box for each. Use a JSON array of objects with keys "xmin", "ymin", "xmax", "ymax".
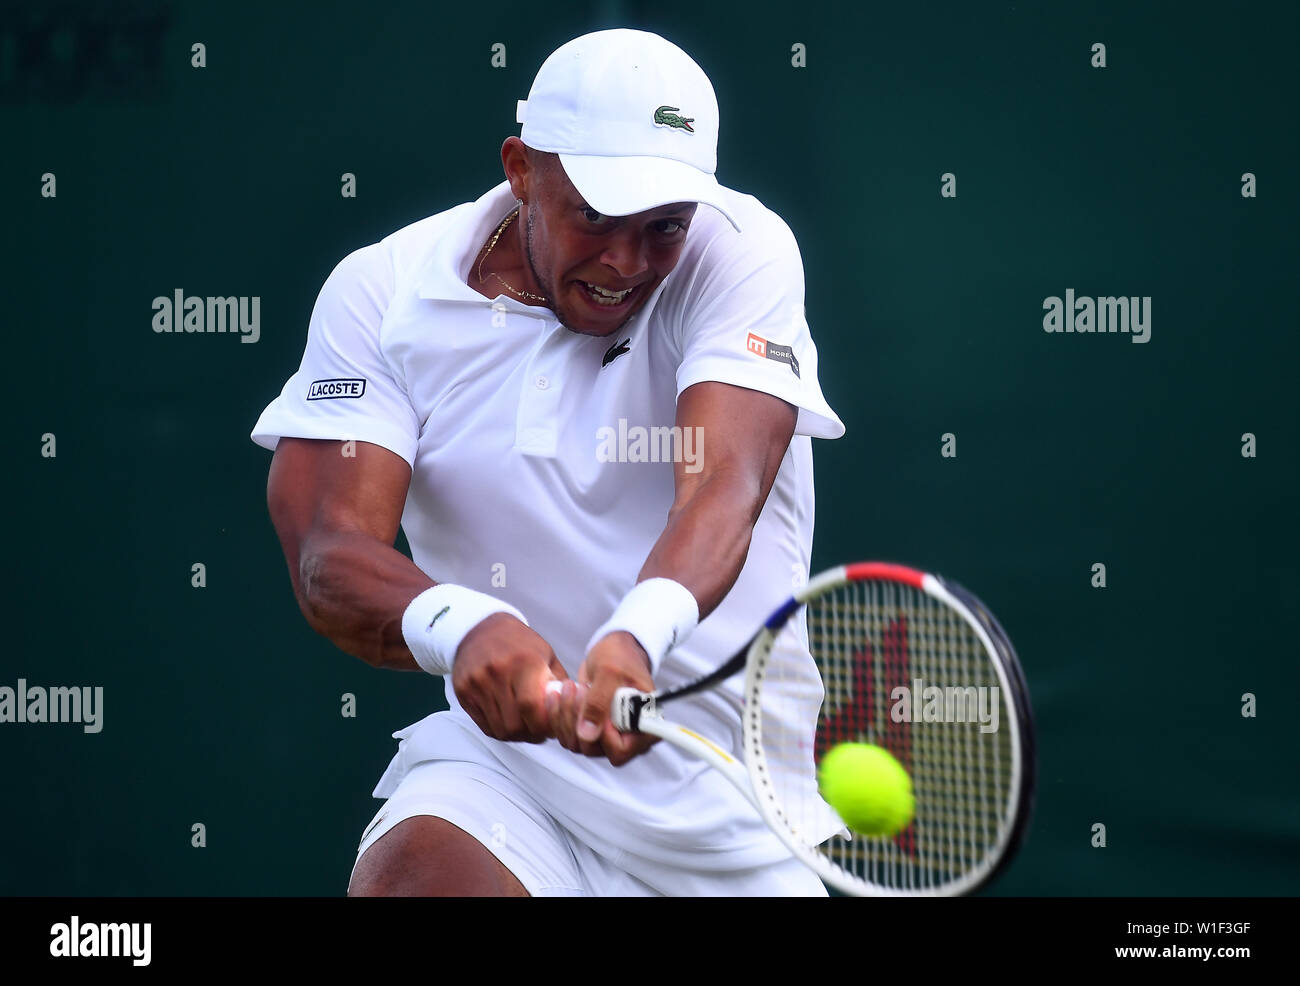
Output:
[{"xmin": 558, "ymin": 153, "xmax": 742, "ymax": 233}]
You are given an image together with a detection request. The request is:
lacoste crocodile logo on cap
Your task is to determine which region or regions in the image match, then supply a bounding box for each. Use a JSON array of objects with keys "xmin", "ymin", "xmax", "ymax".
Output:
[{"xmin": 653, "ymin": 105, "xmax": 695, "ymax": 133}]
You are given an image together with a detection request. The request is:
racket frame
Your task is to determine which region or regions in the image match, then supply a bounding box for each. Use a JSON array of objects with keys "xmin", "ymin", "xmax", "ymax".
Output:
[{"xmin": 613, "ymin": 561, "xmax": 1036, "ymax": 897}]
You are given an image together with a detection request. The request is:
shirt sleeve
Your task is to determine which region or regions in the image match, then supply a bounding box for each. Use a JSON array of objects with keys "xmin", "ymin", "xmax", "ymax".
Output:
[
  {"xmin": 250, "ymin": 243, "xmax": 422, "ymax": 466},
  {"xmin": 673, "ymin": 217, "xmax": 845, "ymax": 440}
]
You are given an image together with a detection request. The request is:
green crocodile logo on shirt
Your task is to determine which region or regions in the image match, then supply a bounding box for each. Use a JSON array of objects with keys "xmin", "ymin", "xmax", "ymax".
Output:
[{"xmin": 653, "ymin": 105, "xmax": 695, "ymax": 133}]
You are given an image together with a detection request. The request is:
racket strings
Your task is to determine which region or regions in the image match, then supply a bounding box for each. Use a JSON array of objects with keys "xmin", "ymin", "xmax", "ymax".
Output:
[{"xmin": 760, "ymin": 580, "xmax": 1014, "ymax": 893}]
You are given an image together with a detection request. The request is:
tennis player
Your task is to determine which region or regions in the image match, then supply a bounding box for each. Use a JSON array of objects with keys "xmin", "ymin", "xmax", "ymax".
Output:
[{"xmin": 251, "ymin": 28, "xmax": 844, "ymax": 896}]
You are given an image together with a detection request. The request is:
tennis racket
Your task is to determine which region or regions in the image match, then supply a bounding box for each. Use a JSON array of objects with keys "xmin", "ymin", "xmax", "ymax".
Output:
[{"xmin": 610, "ymin": 561, "xmax": 1036, "ymax": 896}]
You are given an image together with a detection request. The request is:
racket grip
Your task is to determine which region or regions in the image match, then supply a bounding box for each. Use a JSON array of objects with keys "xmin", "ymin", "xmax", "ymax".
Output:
[{"xmin": 611, "ymin": 687, "xmax": 651, "ymax": 732}]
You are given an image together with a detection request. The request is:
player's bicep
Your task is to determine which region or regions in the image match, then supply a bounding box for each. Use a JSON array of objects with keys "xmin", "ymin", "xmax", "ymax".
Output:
[
  {"xmin": 671, "ymin": 380, "xmax": 796, "ymax": 515},
  {"xmin": 266, "ymin": 437, "xmax": 412, "ymax": 589}
]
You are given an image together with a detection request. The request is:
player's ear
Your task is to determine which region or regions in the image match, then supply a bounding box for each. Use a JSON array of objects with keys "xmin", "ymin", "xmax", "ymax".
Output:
[{"xmin": 501, "ymin": 137, "xmax": 532, "ymax": 200}]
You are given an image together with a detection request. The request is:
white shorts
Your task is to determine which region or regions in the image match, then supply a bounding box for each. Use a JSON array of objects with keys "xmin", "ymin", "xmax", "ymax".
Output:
[{"xmin": 350, "ymin": 755, "xmax": 827, "ymax": 897}]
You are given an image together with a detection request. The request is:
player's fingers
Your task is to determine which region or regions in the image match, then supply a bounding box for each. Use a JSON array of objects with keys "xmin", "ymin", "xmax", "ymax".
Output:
[
  {"xmin": 483, "ymin": 664, "xmax": 529, "ymax": 741},
  {"xmin": 568, "ymin": 681, "xmax": 590, "ymax": 751},
  {"xmin": 480, "ymin": 687, "xmax": 512, "ymax": 741},
  {"xmin": 544, "ymin": 679, "xmax": 563, "ymax": 739},
  {"xmin": 515, "ymin": 664, "xmax": 559, "ymax": 743},
  {"xmin": 460, "ymin": 695, "xmax": 491, "ymax": 739},
  {"xmin": 498, "ymin": 686, "xmax": 531, "ymax": 742},
  {"xmin": 549, "ymin": 680, "xmax": 584, "ymax": 752},
  {"xmin": 536, "ymin": 654, "xmax": 572, "ymax": 742},
  {"xmin": 601, "ymin": 720, "xmax": 656, "ymax": 767},
  {"xmin": 473, "ymin": 691, "xmax": 512, "ymax": 743},
  {"xmin": 575, "ymin": 674, "xmax": 614, "ymax": 757}
]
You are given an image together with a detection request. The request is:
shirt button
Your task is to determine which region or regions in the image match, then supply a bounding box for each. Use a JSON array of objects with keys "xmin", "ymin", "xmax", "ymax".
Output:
[{"xmin": 535, "ymin": 375, "xmax": 549, "ymax": 390}]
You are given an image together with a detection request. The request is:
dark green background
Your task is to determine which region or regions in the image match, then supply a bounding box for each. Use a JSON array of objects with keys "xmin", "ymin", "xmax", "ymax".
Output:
[{"xmin": 4, "ymin": 0, "xmax": 1296, "ymax": 895}]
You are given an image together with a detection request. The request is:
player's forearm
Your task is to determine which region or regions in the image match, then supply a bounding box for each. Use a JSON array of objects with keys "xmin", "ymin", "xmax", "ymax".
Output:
[
  {"xmin": 638, "ymin": 467, "xmax": 761, "ymax": 619},
  {"xmin": 295, "ymin": 530, "xmax": 433, "ymax": 670}
]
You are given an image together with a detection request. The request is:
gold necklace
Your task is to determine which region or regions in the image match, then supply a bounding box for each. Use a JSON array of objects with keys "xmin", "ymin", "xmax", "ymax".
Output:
[{"xmin": 476, "ymin": 207, "xmax": 550, "ymax": 304}]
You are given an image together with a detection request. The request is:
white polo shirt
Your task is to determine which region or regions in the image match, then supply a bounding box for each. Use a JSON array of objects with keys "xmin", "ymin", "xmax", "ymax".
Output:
[{"xmin": 252, "ymin": 180, "xmax": 845, "ymax": 871}]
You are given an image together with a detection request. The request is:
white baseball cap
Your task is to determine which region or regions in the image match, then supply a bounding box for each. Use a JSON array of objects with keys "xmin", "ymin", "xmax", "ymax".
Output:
[{"xmin": 516, "ymin": 29, "xmax": 741, "ymax": 232}]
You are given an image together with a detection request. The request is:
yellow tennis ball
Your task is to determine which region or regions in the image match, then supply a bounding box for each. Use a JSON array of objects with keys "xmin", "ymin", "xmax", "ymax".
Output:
[{"xmin": 818, "ymin": 743, "xmax": 915, "ymax": 837}]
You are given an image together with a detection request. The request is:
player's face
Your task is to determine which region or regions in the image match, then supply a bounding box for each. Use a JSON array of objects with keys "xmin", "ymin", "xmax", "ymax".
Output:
[{"xmin": 524, "ymin": 157, "xmax": 698, "ymax": 337}]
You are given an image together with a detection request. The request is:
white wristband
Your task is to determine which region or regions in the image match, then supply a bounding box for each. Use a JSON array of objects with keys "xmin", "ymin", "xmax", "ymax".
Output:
[
  {"xmin": 402, "ymin": 584, "xmax": 528, "ymax": 677},
  {"xmin": 586, "ymin": 578, "xmax": 699, "ymax": 675}
]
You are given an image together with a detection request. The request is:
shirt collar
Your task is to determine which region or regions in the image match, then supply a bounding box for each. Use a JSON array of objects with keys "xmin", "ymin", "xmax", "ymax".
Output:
[{"xmin": 416, "ymin": 180, "xmax": 553, "ymax": 315}]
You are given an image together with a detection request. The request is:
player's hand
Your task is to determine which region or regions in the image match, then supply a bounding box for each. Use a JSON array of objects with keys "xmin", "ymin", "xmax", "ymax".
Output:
[
  {"xmin": 558, "ymin": 632, "xmax": 658, "ymax": 767},
  {"xmin": 452, "ymin": 612, "xmax": 569, "ymax": 743}
]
